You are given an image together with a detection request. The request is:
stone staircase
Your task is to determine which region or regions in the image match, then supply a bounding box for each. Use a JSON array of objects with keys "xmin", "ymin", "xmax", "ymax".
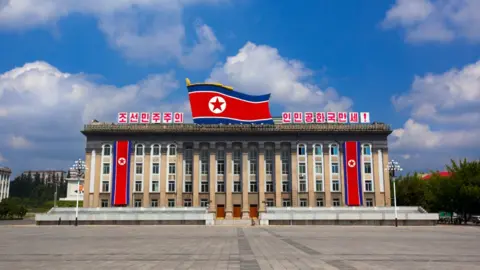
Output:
[{"xmin": 214, "ymin": 219, "xmax": 254, "ymax": 226}]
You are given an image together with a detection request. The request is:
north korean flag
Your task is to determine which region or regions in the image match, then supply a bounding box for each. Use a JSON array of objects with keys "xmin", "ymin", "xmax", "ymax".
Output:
[
  {"xmin": 186, "ymin": 81, "xmax": 274, "ymax": 124},
  {"xmin": 343, "ymin": 141, "xmax": 363, "ymax": 206},
  {"xmin": 111, "ymin": 140, "xmax": 131, "ymax": 206}
]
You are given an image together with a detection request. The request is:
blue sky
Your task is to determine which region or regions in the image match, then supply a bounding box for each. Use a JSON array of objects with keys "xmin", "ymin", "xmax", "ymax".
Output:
[{"xmin": 0, "ymin": 0, "xmax": 479, "ymax": 176}]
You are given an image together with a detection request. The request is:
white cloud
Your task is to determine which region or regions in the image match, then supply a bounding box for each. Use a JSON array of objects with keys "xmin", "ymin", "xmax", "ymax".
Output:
[
  {"xmin": 382, "ymin": 0, "xmax": 480, "ymax": 43},
  {"xmin": 0, "ymin": 152, "xmax": 6, "ymax": 163},
  {"xmin": 0, "ymin": 61, "xmax": 188, "ymax": 172},
  {"xmin": 208, "ymin": 42, "xmax": 353, "ymax": 111},
  {"xmin": 8, "ymin": 135, "xmax": 32, "ymax": 149},
  {"xmin": 0, "ymin": 0, "xmax": 224, "ymax": 68}
]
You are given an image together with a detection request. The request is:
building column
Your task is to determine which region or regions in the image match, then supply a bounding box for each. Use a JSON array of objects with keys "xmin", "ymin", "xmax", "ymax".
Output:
[
  {"xmin": 208, "ymin": 142, "xmax": 216, "ymax": 213},
  {"xmin": 290, "ymin": 144, "xmax": 298, "ymax": 207},
  {"xmin": 307, "ymin": 143, "xmax": 315, "ymax": 207},
  {"xmin": 323, "ymin": 149, "xmax": 332, "ymax": 207},
  {"xmin": 274, "ymin": 143, "xmax": 282, "ymax": 207},
  {"xmin": 225, "ymin": 142, "xmax": 233, "ymax": 219},
  {"xmin": 258, "ymin": 142, "xmax": 266, "ymax": 213},
  {"xmin": 93, "ymin": 150, "xmax": 101, "ymax": 208},
  {"xmin": 176, "ymin": 143, "xmax": 184, "ymax": 207},
  {"xmin": 241, "ymin": 143, "xmax": 250, "ymax": 219},
  {"xmin": 193, "ymin": 142, "xmax": 200, "ymax": 207},
  {"xmin": 143, "ymin": 151, "xmax": 151, "ymax": 207},
  {"xmin": 159, "ymin": 145, "xmax": 168, "ymax": 207}
]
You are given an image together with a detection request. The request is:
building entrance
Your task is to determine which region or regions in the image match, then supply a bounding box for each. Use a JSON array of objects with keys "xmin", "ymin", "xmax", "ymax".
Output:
[
  {"xmin": 249, "ymin": 204, "xmax": 258, "ymax": 219},
  {"xmin": 233, "ymin": 205, "xmax": 241, "ymax": 218},
  {"xmin": 216, "ymin": 204, "xmax": 225, "ymax": 219}
]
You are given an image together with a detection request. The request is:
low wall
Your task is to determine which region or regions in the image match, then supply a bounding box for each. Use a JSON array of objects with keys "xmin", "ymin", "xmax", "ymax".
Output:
[
  {"xmin": 259, "ymin": 206, "xmax": 439, "ymax": 226},
  {"xmin": 35, "ymin": 207, "xmax": 215, "ymax": 226}
]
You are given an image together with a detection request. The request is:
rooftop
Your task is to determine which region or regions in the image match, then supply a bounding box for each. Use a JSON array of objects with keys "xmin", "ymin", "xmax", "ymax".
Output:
[
  {"xmin": 0, "ymin": 167, "xmax": 11, "ymax": 173},
  {"xmin": 82, "ymin": 122, "xmax": 392, "ymax": 135}
]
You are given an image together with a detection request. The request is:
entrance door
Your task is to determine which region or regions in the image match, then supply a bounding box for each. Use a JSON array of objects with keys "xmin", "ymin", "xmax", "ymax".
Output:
[
  {"xmin": 249, "ymin": 204, "xmax": 258, "ymax": 219},
  {"xmin": 233, "ymin": 205, "xmax": 241, "ymax": 218},
  {"xmin": 216, "ymin": 204, "xmax": 225, "ymax": 219}
]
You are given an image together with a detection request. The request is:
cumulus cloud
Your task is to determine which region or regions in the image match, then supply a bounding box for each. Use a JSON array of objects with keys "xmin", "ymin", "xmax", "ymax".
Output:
[
  {"xmin": 390, "ymin": 60, "xmax": 480, "ymax": 170},
  {"xmin": 0, "ymin": 61, "xmax": 188, "ymax": 172},
  {"xmin": 208, "ymin": 42, "xmax": 353, "ymax": 111},
  {"xmin": 0, "ymin": 0, "xmax": 224, "ymax": 68},
  {"xmin": 382, "ymin": 0, "xmax": 480, "ymax": 43}
]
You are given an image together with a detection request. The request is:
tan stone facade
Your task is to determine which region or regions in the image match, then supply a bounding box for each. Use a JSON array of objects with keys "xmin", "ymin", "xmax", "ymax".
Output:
[{"xmin": 81, "ymin": 123, "xmax": 392, "ymax": 219}]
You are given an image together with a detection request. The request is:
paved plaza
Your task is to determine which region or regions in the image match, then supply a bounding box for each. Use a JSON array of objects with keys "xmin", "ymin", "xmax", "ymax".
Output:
[{"xmin": 0, "ymin": 225, "xmax": 479, "ymax": 270}]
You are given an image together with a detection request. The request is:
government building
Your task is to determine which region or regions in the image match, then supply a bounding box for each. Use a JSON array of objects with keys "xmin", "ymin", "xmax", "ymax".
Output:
[{"xmin": 81, "ymin": 122, "xmax": 392, "ymax": 219}]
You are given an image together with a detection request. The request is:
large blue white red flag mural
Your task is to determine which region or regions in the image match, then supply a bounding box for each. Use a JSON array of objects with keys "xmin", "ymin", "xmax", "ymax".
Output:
[
  {"xmin": 186, "ymin": 79, "xmax": 274, "ymax": 125},
  {"xmin": 112, "ymin": 140, "xmax": 132, "ymax": 206},
  {"xmin": 343, "ymin": 141, "xmax": 363, "ymax": 206}
]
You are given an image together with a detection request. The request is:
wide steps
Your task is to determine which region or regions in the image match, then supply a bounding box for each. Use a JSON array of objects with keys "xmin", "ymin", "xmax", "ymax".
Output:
[{"xmin": 214, "ymin": 219, "xmax": 253, "ymax": 226}]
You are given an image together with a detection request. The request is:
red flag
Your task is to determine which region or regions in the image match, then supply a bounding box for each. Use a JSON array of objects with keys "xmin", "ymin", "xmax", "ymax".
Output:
[
  {"xmin": 112, "ymin": 141, "xmax": 131, "ymax": 206},
  {"xmin": 343, "ymin": 141, "xmax": 363, "ymax": 206}
]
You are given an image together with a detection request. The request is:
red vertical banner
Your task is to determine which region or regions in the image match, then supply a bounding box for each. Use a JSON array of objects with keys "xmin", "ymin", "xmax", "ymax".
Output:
[
  {"xmin": 343, "ymin": 141, "xmax": 363, "ymax": 206},
  {"xmin": 111, "ymin": 141, "xmax": 131, "ymax": 206}
]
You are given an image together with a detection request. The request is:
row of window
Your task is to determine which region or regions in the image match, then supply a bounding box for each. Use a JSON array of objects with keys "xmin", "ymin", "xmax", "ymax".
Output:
[
  {"xmin": 100, "ymin": 198, "xmax": 375, "ymax": 208},
  {"xmin": 297, "ymin": 144, "xmax": 372, "ymax": 156}
]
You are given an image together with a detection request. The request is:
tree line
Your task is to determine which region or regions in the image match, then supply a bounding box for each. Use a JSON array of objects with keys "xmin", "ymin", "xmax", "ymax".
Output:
[{"xmin": 394, "ymin": 159, "xmax": 480, "ymax": 223}]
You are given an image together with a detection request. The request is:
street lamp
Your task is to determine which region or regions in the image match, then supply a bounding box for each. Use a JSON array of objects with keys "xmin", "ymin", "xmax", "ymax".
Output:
[
  {"xmin": 71, "ymin": 159, "xmax": 86, "ymax": 226},
  {"xmin": 387, "ymin": 159, "xmax": 403, "ymax": 227}
]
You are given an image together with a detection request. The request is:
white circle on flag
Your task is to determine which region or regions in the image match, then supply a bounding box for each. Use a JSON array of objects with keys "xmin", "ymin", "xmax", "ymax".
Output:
[
  {"xmin": 208, "ymin": 96, "xmax": 227, "ymax": 114},
  {"xmin": 118, "ymin": 157, "xmax": 126, "ymax": 166},
  {"xmin": 348, "ymin": 159, "xmax": 356, "ymax": 168}
]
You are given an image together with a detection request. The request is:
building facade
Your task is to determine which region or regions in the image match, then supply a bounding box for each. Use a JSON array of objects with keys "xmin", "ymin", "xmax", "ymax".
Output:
[
  {"xmin": 0, "ymin": 167, "xmax": 12, "ymax": 202},
  {"xmin": 81, "ymin": 123, "xmax": 392, "ymax": 219},
  {"xmin": 60, "ymin": 168, "xmax": 84, "ymax": 201},
  {"xmin": 22, "ymin": 170, "xmax": 67, "ymax": 184}
]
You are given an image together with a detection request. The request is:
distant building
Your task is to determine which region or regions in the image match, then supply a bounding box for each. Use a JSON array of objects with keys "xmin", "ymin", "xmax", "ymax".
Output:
[
  {"xmin": 60, "ymin": 167, "xmax": 84, "ymax": 202},
  {"xmin": 22, "ymin": 170, "xmax": 67, "ymax": 184},
  {"xmin": 0, "ymin": 167, "xmax": 12, "ymax": 202}
]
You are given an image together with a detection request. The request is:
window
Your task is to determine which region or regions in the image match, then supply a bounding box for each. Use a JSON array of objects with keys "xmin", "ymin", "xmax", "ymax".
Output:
[
  {"xmin": 364, "ymin": 162, "xmax": 372, "ymax": 174},
  {"xmin": 185, "ymin": 182, "xmax": 192, "ymax": 193},
  {"xmin": 201, "ymin": 162, "xmax": 209, "ymax": 175},
  {"xmin": 217, "ymin": 182, "xmax": 225, "ymax": 192},
  {"xmin": 184, "ymin": 199, "xmax": 192, "ymax": 207},
  {"xmin": 184, "ymin": 147, "xmax": 193, "ymax": 159},
  {"xmin": 168, "ymin": 181, "xmax": 175, "ymax": 192},
  {"xmin": 101, "ymin": 199, "xmax": 108, "ymax": 207},
  {"xmin": 152, "ymin": 163, "xmax": 160, "ymax": 174},
  {"xmin": 265, "ymin": 148, "xmax": 273, "ymax": 160},
  {"xmin": 233, "ymin": 182, "xmax": 241, "ymax": 192},
  {"xmin": 315, "ymin": 180, "xmax": 323, "ymax": 192},
  {"xmin": 135, "ymin": 144, "xmax": 144, "ymax": 156},
  {"xmin": 168, "ymin": 199, "xmax": 175, "ymax": 207},
  {"xmin": 136, "ymin": 163, "xmax": 143, "ymax": 174},
  {"xmin": 332, "ymin": 180, "xmax": 340, "ymax": 192},
  {"xmin": 134, "ymin": 199, "xmax": 142, "ymax": 207},
  {"xmin": 150, "ymin": 199, "xmax": 158, "ymax": 207},
  {"xmin": 299, "ymin": 163, "xmax": 307, "ymax": 175},
  {"xmin": 332, "ymin": 198, "xmax": 341, "ymax": 207},
  {"xmin": 315, "ymin": 162, "xmax": 323, "ymax": 174},
  {"xmin": 331, "ymin": 163, "xmax": 339, "ymax": 174},
  {"xmin": 200, "ymin": 199, "xmax": 209, "ymax": 207},
  {"xmin": 330, "ymin": 144, "xmax": 339, "ymax": 155},
  {"xmin": 168, "ymin": 163, "xmax": 176, "ymax": 174},
  {"xmin": 233, "ymin": 161, "xmax": 241, "ymax": 175},
  {"xmin": 248, "ymin": 148, "xmax": 257, "ymax": 160},
  {"xmin": 217, "ymin": 160, "xmax": 225, "ymax": 175},
  {"xmin": 201, "ymin": 182, "xmax": 209, "ymax": 193},
  {"xmin": 299, "ymin": 181, "xmax": 307, "ymax": 192},
  {"xmin": 266, "ymin": 199, "xmax": 274, "ymax": 207},
  {"xmin": 152, "ymin": 144, "xmax": 160, "ymax": 156},
  {"xmin": 300, "ymin": 199, "xmax": 308, "ymax": 207},
  {"xmin": 101, "ymin": 181, "xmax": 109, "ymax": 192},
  {"xmin": 152, "ymin": 181, "xmax": 159, "ymax": 192},
  {"xmin": 200, "ymin": 149, "xmax": 208, "ymax": 160},
  {"xmin": 102, "ymin": 163, "xmax": 110, "ymax": 174},
  {"xmin": 314, "ymin": 145, "xmax": 323, "ymax": 155},
  {"xmin": 250, "ymin": 181, "xmax": 258, "ymax": 192},
  {"xmin": 103, "ymin": 145, "xmax": 111, "ymax": 156},
  {"xmin": 365, "ymin": 180, "xmax": 373, "ymax": 192},
  {"xmin": 249, "ymin": 162, "xmax": 257, "ymax": 175},
  {"xmin": 316, "ymin": 198, "xmax": 324, "ymax": 207},
  {"xmin": 297, "ymin": 144, "xmax": 306, "ymax": 155},
  {"xmin": 282, "ymin": 199, "xmax": 291, "ymax": 207},
  {"xmin": 282, "ymin": 181, "xmax": 289, "ymax": 192},
  {"xmin": 233, "ymin": 148, "xmax": 241, "ymax": 160},
  {"xmin": 185, "ymin": 162, "xmax": 193, "ymax": 175},
  {"xmin": 363, "ymin": 144, "xmax": 371, "ymax": 155},
  {"xmin": 366, "ymin": 198, "xmax": 374, "ymax": 207},
  {"xmin": 282, "ymin": 162, "xmax": 289, "ymax": 175},
  {"xmin": 168, "ymin": 145, "xmax": 176, "ymax": 156},
  {"xmin": 266, "ymin": 181, "xmax": 274, "ymax": 192},
  {"xmin": 135, "ymin": 181, "xmax": 142, "ymax": 192},
  {"xmin": 266, "ymin": 161, "xmax": 273, "ymax": 175}
]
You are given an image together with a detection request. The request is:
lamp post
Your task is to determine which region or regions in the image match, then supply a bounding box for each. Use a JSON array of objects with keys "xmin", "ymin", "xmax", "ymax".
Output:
[
  {"xmin": 387, "ymin": 159, "xmax": 403, "ymax": 227},
  {"xmin": 71, "ymin": 159, "xmax": 86, "ymax": 226}
]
